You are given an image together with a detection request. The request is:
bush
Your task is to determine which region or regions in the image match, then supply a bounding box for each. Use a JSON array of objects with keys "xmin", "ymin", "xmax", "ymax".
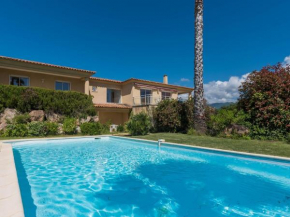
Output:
[
  {"xmin": 45, "ymin": 122, "xmax": 59, "ymax": 135},
  {"xmin": 238, "ymin": 64, "xmax": 290, "ymax": 140},
  {"xmin": 287, "ymin": 133, "xmax": 290, "ymax": 144},
  {"xmin": 249, "ymin": 125, "xmax": 286, "ymax": 141},
  {"xmin": 28, "ymin": 122, "xmax": 47, "ymax": 136},
  {"xmin": 187, "ymin": 128, "xmax": 201, "ymax": 136},
  {"xmin": 117, "ymin": 124, "xmax": 125, "ymax": 133},
  {"xmin": 80, "ymin": 122, "xmax": 102, "ymax": 135},
  {"xmin": 0, "ymin": 85, "xmax": 96, "ymax": 117},
  {"xmin": 3, "ymin": 124, "xmax": 28, "ymax": 137},
  {"xmin": 126, "ymin": 112, "xmax": 151, "ymax": 136},
  {"xmin": 207, "ymin": 104, "xmax": 249, "ymax": 136},
  {"xmin": 154, "ymin": 99, "xmax": 194, "ymax": 133},
  {"xmin": 63, "ymin": 118, "xmax": 77, "ymax": 134},
  {"xmin": 13, "ymin": 113, "xmax": 30, "ymax": 124},
  {"xmin": 101, "ymin": 121, "xmax": 111, "ymax": 134}
]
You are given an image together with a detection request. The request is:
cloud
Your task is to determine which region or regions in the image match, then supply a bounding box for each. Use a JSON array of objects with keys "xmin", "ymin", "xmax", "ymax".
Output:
[
  {"xmin": 283, "ymin": 55, "xmax": 290, "ymax": 66},
  {"xmin": 180, "ymin": 78, "xmax": 190, "ymax": 82},
  {"xmin": 204, "ymin": 73, "xmax": 249, "ymax": 104},
  {"xmin": 203, "ymin": 55, "xmax": 289, "ymax": 104}
]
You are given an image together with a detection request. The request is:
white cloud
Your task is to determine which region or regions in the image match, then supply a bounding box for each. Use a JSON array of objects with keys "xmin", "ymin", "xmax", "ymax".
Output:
[
  {"xmin": 180, "ymin": 78, "xmax": 190, "ymax": 82},
  {"xmin": 204, "ymin": 73, "xmax": 249, "ymax": 104},
  {"xmin": 283, "ymin": 55, "xmax": 290, "ymax": 66}
]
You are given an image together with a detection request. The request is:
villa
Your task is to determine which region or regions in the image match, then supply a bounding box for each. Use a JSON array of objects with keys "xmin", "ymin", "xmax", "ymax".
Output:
[{"xmin": 0, "ymin": 55, "xmax": 193, "ymax": 125}]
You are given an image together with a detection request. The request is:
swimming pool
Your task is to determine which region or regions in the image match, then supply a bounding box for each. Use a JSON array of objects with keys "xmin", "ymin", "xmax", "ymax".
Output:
[{"xmin": 12, "ymin": 137, "xmax": 290, "ymax": 217}]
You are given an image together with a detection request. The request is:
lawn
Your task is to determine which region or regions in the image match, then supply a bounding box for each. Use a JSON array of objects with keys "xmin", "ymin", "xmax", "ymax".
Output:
[{"xmin": 129, "ymin": 133, "xmax": 290, "ymax": 158}]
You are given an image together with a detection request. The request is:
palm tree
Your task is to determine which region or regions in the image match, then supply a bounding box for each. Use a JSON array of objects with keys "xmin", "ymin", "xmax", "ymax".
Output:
[{"xmin": 194, "ymin": 0, "xmax": 206, "ymax": 133}]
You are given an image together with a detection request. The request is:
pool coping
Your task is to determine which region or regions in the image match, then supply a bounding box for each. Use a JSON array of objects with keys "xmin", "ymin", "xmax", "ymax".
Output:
[
  {"xmin": 0, "ymin": 142, "xmax": 24, "ymax": 217},
  {"xmin": 1, "ymin": 135, "xmax": 289, "ymax": 217}
]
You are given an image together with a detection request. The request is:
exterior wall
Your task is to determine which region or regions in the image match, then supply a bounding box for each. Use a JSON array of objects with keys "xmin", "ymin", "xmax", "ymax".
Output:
[
  {"xmin": 171, "ymin": 92, "xmax": 178, "ymax": 99},
  {"xmin": 89, "ymin": 80, "xmax": 189, "ymax": 106},
  {"xmin": 121, "ymin": 83, "xmax": 134, "ymax": 105},
  {"xmin": 89, "ymin": 80, "xmax": 122, "ymax": 104},
  {"xmin": 97, "ymin": 108, "xmax": 130, "ymax": 125},
  {"xmin": 0, "ymin": 68, "xmax": 86, "ymax": 93}
]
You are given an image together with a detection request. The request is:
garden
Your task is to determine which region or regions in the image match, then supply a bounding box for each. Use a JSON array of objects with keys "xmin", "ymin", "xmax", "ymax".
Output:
[
  {"xmin": 0, "ymin": 64, "xmax": 289, "ymax": 157},
  {"xmin": 0, "ymin": 85, "xmax": 111, "ymax": 138}
]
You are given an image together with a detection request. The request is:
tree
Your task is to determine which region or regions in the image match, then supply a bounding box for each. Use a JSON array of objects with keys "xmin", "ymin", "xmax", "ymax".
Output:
[
  {"xmin": 238, "ymin": 64, "xmax": 290, "ymax": 140},
  {"xmin": 194, "ymin": 0, "xmax": 206, "ymax": 133}
]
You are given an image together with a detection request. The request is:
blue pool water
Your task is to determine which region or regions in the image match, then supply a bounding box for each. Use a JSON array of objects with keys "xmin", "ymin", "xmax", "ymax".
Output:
[{"xmin": 12, "ymin": 137, "xmax": 290, "ymax": 217}]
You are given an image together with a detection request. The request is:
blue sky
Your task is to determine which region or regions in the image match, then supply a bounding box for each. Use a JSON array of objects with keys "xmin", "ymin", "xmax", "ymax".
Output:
[{"xmin": 1, "ymin": 0, "xmax": 289, "ymax": 103}]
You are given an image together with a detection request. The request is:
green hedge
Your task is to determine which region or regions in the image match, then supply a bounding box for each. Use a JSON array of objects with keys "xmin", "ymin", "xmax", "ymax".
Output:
[
  {"xmin": 80, "ymin": 122, "xmax": 103, "ymax": 135},
  {"xmin": 2, "ymin": 122, "xmax": 59, "ymax": 137},
  {"xmin": 63, "ymin": 118, "xmax": 77, "ymax": 135},
  {"xmin": 0, "ymin": 85, "xmax": 96, "ymax": 117},
  {"xmin": 127, "ymin": 112, "xmax": 151, "ymax": 136},
  {"xmin": 153, "ymin": 99, "xmax": 194, "ymax": 133}
]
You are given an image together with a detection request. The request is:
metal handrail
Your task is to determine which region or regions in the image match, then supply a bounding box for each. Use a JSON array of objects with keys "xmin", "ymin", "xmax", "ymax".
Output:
[{"xmin": 133, "ymin": 95, "xmax": 171, "ymax": 106}]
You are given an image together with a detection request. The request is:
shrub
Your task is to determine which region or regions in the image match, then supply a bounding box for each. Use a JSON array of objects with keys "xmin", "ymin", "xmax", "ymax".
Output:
[
  {"xmin": 3, "ymin": 124, "xmax": 28, "ymax": 137},
  {"xmin": 80, "ymin": 122, "xmax": 102, "ymax": 135},
  {"xmin": 0, "ymin": 85, "xmax": 96, "ymax": 117},
  {"xmin": 153, "ymin": 99, "xmax": 195, "ymax": 133},
  {"xmin": 117, "ymin": 125, "xmax": 125, "ymax": 133},
  {"xmin": 45, "ymin": 122, "xmax": 59, "ymax": 135},
  {"xmin": 63, "ymin": 118, "xmax": 77, "ymax": 134},
  {"xmin": 28, "ymin": 122, "xmax": 47, "ymax": 136},
  {"xmin": 207, "ymin": 104, "xmax": 249, "ymax": 136},
  {"xmin": 187, "ymin": 128, "xmax": 200, "ymax": 136},
  {"xmin": 101, "ymin": 121, "xmax": 111, "ymax": 134},
  {"xmin": 287, "ymin": 133, "xmax": 290, "ymax": 144},
  {"xmin": 13, "ymin": 113, "xmax": 30, "ymax": 124},
  {"xmin": 126, "ymin": 112, "xmax": 151, "ymax": 136},
  {"xmin": 238, "ymin": 64, "xmax": 290, "ymax": 140}
]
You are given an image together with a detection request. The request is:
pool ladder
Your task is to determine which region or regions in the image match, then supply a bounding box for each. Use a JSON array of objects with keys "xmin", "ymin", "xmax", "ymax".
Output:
[{"xmin": 158, "ymin": 139, "xmax": 165, "ymax": 147}]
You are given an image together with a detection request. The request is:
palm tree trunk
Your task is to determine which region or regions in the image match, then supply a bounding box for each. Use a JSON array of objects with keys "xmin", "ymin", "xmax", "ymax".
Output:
[{"xmin": 194, "ymin": 0, "xmax": 206, "ymax": 133}]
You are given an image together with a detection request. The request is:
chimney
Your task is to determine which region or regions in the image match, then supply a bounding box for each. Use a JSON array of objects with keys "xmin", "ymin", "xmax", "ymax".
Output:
[{"xmin": 163, "ymin": 75, "xmax": 168, "ymax": 84}]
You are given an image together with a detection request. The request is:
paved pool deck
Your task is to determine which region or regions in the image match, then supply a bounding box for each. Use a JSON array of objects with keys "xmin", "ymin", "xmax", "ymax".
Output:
[
  {"xmin": 1, "ymin": 135, "xmax": 290, "ymax": 217},
  {"xmin": 0, "ymin": 142, "xmax": 24, "ymax": 217}
]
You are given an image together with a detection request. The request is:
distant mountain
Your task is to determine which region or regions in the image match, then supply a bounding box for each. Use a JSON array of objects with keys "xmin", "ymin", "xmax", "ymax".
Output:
[{"xmin": 209, "ymin": 102, "xmax": 234, "ymax": 109}]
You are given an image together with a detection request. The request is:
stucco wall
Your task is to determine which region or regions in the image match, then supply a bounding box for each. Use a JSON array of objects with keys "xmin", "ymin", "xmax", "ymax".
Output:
[
  {"xmin": 121, "ymin": 83, "xmax": 134, "ymax": 105},
  {"xmin": 97, "ymin": 110, "xmax": 129, "ymax": 125},
  {"xmin": 0, "ymin": 68, "xmax": 86, "ymax": 93},
  {"xmin": 89, "ymin": 80, "xmax": 122, "ymax": 104}
]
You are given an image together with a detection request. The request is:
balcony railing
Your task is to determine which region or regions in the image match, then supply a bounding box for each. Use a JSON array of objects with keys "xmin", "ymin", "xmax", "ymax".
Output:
[{"xmin": 133, "ymin": 95, "xmax": 171, "ymax": 106}]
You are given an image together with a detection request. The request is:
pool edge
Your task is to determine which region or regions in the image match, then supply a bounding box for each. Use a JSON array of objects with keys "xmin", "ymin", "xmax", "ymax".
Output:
[
  {"xmin": 0, "ymin": 141, "xmax": 24, "ymax": 217},
  {"xmin": 1, "ymin": 134, "xmax": 289, "ymax": 217},
  {"xmin": 113, "ymin": 136, "xmax": 290, "ymax": 162}
]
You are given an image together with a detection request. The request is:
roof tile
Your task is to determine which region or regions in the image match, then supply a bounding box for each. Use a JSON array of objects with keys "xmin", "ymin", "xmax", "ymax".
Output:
[
  {"xmin": 0, "ymin": 56, "xmax": 95, "ymax": 74},
  {"xmin": 94, "ymin": 103, "xmax": 132, "ymax": 109}
]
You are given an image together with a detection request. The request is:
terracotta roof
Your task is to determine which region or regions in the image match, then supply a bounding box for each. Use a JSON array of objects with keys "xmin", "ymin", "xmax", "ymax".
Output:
[
  {"xmin": 94, "ymin": 103, "xmax": 132, "ymax": 109},
  {"xmin": 90, "ymin": 77, "xmax": 122, "ymax": 83},
  {"xmin": 124, "ymin": 78, "xmax": 194, "ymax": 91},
  {"xmin": 0, "ymin": 56, "xmax": 95, "ymax": 74},
  {"xmin": 90, "ymin": 77, "xmax": 194, "ymax": 91}
]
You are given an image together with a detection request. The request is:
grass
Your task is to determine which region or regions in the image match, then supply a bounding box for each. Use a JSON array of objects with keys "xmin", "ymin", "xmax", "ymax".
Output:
[{"xmin": 128, "ymin": 133, "xmax": 290, "ymax": 158}]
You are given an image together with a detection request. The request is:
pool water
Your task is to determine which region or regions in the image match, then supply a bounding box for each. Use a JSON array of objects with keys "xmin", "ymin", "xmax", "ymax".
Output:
[{"xmin": 12, "ymin": 137, "xmax": 290, "ymax": 217}]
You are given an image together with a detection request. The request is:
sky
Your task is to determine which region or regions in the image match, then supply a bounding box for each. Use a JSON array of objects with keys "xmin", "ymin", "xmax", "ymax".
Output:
[{"xmin": 0, "ymin": 0, "xmax": 290, "ymax": 103}]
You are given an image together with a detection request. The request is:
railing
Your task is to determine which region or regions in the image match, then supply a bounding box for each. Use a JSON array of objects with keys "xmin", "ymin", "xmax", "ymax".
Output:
[{"xmin": 133, "ymin": 95, "xmax": 171, "ymax": 106}]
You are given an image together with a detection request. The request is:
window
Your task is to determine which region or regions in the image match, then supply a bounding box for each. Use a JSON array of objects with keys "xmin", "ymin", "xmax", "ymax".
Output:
[
  {"xmin": 140, "ymin": 89, "xmax": 152, "ymax": 105},
  {"xmin": 92, "ymin": 86, "xmax": 97, "ymax": 92},
  {"xmin": 162, "ymin": 92, "xmax": 171, "ymax": 100},
  {"xmin": 55, "ymin": 81, "xmax": 70, "ymax": 91},
  {"xmin": 10, "ymin": 76, "xmax": 29, "ymax": 86},
  {"xmin": 107, "ymin": 89, "xmax": 121, "ymax": 103}
]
